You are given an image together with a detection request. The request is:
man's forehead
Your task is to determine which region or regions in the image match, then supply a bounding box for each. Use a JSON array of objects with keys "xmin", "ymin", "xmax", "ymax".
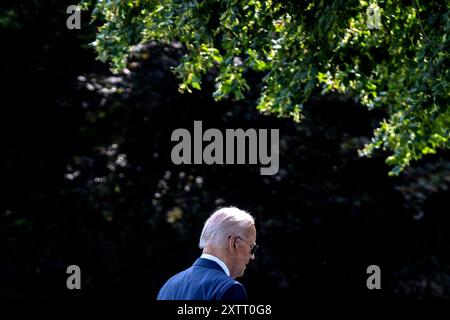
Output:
[{"xmin": 246, "ymin": 225, "xmax": 257, "ymax": 238}]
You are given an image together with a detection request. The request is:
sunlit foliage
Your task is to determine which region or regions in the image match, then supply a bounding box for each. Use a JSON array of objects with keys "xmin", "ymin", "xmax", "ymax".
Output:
[{"xmin": 82, "ymin": 0, "xmax": 449, "ymax": 175}]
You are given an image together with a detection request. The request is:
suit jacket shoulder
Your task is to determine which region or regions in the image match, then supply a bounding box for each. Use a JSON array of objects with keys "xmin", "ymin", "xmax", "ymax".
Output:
[{"xmin": 157, "ymin": 258, "xmax": 248, "ymax": 301}]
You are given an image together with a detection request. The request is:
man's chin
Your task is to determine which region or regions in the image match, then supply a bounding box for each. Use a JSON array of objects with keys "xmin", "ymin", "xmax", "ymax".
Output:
[{"xmin": 234, "ymin": 271, "xmax": 244, "ymax": 279}]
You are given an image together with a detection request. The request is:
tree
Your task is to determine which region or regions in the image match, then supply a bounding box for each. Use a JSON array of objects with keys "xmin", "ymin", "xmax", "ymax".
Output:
[{"xmin": 81, "ymin": 0, "xmax": 450, "ymax": 175}]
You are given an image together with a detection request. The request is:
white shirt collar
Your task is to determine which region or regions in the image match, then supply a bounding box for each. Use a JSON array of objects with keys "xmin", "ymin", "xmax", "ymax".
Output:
[{"xmin": 200, "ymin": 253, "xmax": 230, "ymax": 277}]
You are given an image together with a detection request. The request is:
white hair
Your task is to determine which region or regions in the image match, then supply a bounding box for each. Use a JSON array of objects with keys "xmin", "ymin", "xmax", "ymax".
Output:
[{"xmin": 199, "ymin": 207, "xmax": 255, "ymax": 249}]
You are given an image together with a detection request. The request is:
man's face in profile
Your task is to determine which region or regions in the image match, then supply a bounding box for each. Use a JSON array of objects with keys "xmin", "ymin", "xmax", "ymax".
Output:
[{"xmin": 231, "ymin": 225, "xmax": 257, "ymax": 278}]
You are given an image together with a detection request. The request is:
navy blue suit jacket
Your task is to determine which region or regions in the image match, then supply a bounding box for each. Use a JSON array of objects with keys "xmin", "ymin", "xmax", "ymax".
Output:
[{"xmin": 157, "ymin": 258, "xmax": 248, "ymax": 300}]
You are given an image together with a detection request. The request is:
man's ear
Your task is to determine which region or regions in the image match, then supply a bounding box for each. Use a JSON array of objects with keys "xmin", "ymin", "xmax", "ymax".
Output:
[{"xmin": 228, "ymin": 236, "xmax": 236, "ymax": 253}]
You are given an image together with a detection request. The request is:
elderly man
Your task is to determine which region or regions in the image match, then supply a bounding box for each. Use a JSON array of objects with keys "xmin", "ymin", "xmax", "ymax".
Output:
[{"xmin": 157, "ymin": 207, "xmax": 257, "ymax": 300}]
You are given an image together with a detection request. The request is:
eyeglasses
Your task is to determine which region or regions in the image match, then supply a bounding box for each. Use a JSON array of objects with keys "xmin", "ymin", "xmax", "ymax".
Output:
[{"xmin": 236, "ymin": 235, "xmax": 258, "ymax": 255}]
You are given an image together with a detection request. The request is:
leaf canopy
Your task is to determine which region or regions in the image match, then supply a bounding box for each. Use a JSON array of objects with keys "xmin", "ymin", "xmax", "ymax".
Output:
[{"xmin": 83, "ymin": 0, "xmax": 450, "ymax": 175}]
